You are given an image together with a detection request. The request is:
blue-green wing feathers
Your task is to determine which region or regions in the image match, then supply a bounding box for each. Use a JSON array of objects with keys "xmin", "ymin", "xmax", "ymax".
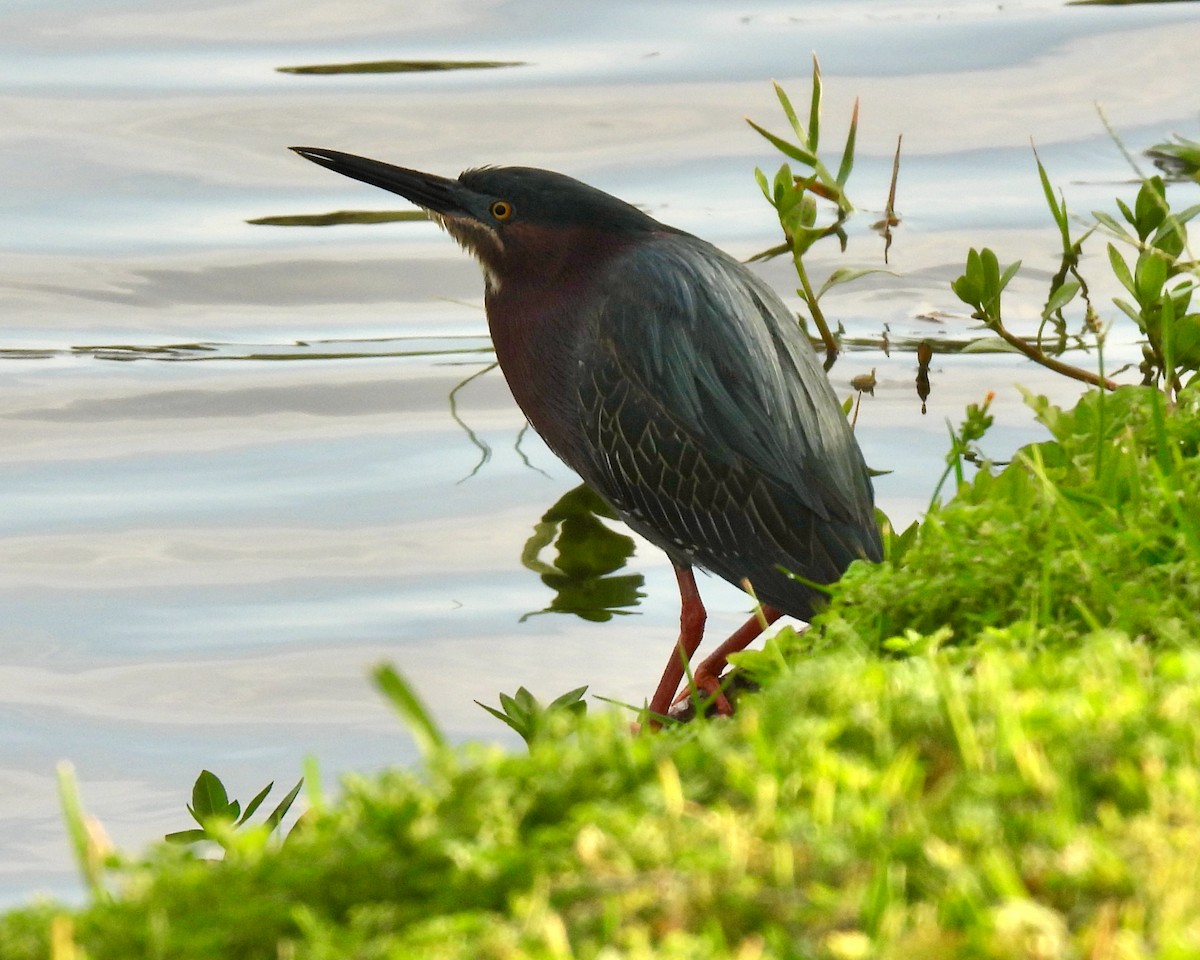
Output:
[{"xmin": 574, "ymin": 232, "xmax": 881, "ymax": 618}]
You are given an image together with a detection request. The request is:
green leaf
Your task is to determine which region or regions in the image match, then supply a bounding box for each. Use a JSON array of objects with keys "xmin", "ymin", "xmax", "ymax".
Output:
[
  {"xmin": 476, "ymin": 700, "xmax": 526, "ymax": 738},
  {"xmin": 781, "ymin": 193, "xmax": 818, "ymax": 237},
  {"xmin": 1173, "ymin": 314, "xmax": 1200, "ymax": 367},
  {"xmin": 806, "ymin": 57, "xmax": 822, "ymax": 152},
  {"xmin": 1107, "ymin": 243, "xmax": 1136, "ymax": 298},
  {"xmin": 816, "ymin": 267, "xmax": 891, "ymax": 300},
  {"xmin": 1034, "ymin": 148, "xmax": 1070, "ymax": 242},
  {"xmin": 238, "ymin": 782, "xmax": 275, "ymax": 826},
  {"xmin": 57, "ymin": 762, "xmax": 108, "ymax": 901},
  {"xmin": 1134, "ymin": 251, "xmax": 1168, "ymax": 305},
  {"xmin": 746, "ymin": 118, "xmax": 818, "ymax": 167},
  {"xmin": 264, "ymin": 779, "xmax": 304, "ymax": 832},
  {"xmin": 980, "ymin": 248, "xmax": 1001, "ymax": 291},
  {"xmin": 498, "ymin": 691, "xmax": 527, "ymax": 724},
  {"xmin": 772, "ymin": 164, "xmax": 793, "ymax": 207},
  {"xmin": 836, "ymin": 99, "xmax": 858, "ymax": 188},
  {"xmin": 1153, "ymin": 218, "xmax": 1186, "ymax": 260},
  {"xmin": 998, "ymin": 259, "xmax": 1022, "ymax": 294},
  {"xmin": 951, "ymin": 272, "xmax": 981, "ymax": 312},
  {"xmin": 1093, "ymin": 210, "xmax": 1133, "ymax": 242},
  {"xmin": 191, "ymin": 770, "xmax": 231, "ymax": 821},
  {"xmin": 1172, "ymin": 201, "xmax": 1200, "ymax": 226},
  {"xmin": 1170, "ymin": 279, "xmax": 1196, "ymax": 315},
  {"xmin": 164, "ymin": 829, "xmax": 208, "ymax": 845},
  {"xmin": 548, "ymin": 685, "xmax": 589, "ymax": 713},
  {"xmin": 1112, "ymin": 297, "xmax": 1143, "ymax": 326},
  {"xmin": 1042, "ymin": 280, "xmax": 1081, "ymax": 319},
  {"xmin": 753, "ymin": 167, "xmax": 771, "ymax": 203},
  {"xmin": 1133, "ymin": 177, "xmax": 1167, "ymax": 239},
  {"xmin": 773, "ymin": 80, "xmax": 805, "ymax": 144},
  {"xmin": 1115, "ymin": 197, "xmax": 1136, "ymax": 229}
]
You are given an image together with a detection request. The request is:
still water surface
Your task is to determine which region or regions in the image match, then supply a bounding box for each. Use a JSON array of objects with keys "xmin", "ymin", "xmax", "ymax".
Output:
[{"xmin": 2, "ymin": 0, "xmax": 1199, "ymax": 903}]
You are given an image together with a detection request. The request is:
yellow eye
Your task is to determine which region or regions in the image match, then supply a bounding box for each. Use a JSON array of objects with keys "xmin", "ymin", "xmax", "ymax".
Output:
[{"xmin": 490, "ymin": 200, "xmax": 513, "ymax": 221}]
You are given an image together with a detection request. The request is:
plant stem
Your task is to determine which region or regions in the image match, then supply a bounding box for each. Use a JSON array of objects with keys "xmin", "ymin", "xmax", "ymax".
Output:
[
  {"xmin": 793, "ymin": 252, "xmax": 838, "ymax": 357},
  {"xmin": 989, "ymin": 319, "xmax": 1118, "ymax": 391}
]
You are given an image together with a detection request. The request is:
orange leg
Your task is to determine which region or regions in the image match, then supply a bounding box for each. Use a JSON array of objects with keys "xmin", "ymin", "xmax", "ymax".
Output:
[
  {"xmin": 677, "ymin": 604, "xmax": 783, "ymax": 715},
  {"xmin": 646, "ymin": 564, "xmax": 707, "ymax": 721}
]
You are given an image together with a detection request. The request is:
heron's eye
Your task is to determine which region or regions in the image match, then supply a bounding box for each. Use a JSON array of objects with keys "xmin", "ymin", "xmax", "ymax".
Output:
[{"xmin": 490, "ymin": 200, "xmax": 513, "ymax": 221}]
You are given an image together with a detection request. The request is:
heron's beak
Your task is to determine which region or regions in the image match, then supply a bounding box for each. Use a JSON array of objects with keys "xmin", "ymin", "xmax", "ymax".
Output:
[
  {"xmin": 291, "ymin": 146, "xmax": 505, "ymax": 279},
  {"xmin": 290, "ymin": 147, "xmax": 470, "ymax": 218}
]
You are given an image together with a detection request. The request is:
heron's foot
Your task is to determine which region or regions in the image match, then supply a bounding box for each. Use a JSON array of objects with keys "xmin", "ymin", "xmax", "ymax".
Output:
[{"xmin": 671, "ymin": 665, "xmax": 734, "ymax": 716}]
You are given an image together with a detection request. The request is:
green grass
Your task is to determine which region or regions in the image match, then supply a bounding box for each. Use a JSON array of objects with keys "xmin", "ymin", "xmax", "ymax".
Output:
[
  {"xmin": 777, "ymin": 384, "xmax": 1200, "ymax": 662},
  {"xmin": 5, "ymin": 638, "xmax": 1200, "ymax": 957}
]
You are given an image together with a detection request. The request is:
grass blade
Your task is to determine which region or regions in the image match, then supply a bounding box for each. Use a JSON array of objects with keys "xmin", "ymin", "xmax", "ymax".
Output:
[{"xmin": 373, "ymin": 663, "xmax": 447, "ymax": 761}]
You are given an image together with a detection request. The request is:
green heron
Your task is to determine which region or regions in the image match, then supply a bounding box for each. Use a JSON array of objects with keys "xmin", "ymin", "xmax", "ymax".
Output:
[{"xmin": 292, "ymin": 147, "xmax": 882, "ymax": 720}]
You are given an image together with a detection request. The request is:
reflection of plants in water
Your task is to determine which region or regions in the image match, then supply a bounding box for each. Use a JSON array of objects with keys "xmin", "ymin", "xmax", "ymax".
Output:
[
  {"xmin": 448, "ymin": 361, "xmax": 554, "ymax": 480},
  {"xmin": 276, "ymin": 59, "xmax": 526, "ymax": 76},
  {"xmin": 447, "ymin": 361, "xmax": 497, "ymax": 478},
  {"xmin": 520, "ymin": 485, "xmax": 645, "ymax": 622}
]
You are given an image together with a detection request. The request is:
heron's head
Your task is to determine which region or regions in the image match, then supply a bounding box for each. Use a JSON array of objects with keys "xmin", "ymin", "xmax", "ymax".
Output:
[{"xmin": 291, "ymin": 147, "xmax": 660, "ymax": 291}]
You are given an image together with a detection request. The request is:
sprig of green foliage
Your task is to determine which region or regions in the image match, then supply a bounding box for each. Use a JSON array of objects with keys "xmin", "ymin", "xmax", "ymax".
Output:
[
  {"xmin": 165, "ymin": 770, "xmax": 303, "ymax": 854},
  {"xmin": 748, "ymin": 58, "xmax": 874, "ymax": 358},
  {"xmin": 928, "ymin": 389, "xmax": 996, "ymax": 508},
  {"xmin": 475, "ymin": 685, "xmax": 588, "ymax": 746},
  {"xmin": 1096, "ymin": 175, "xmax": 1200, "ymax": 395},
  {"xmin": 952, "ymin": 151, "xmax": 1198, "ymax": 398},
  {"xmin": 373, "ymin": 663, "xmax": 447, "ymax": 761}
]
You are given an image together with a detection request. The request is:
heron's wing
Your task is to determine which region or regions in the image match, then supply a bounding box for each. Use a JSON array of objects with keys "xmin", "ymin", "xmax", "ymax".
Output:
[{"xmin": 574, "ymin": 232, "xmax": 880, "ymax": 601}]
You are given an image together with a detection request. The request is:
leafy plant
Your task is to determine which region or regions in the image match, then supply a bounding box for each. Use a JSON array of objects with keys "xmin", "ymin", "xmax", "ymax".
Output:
[
  {"xmin": 166, "ymin": 770, "xmax": 303, "ymax": 853},
  {"xmin": 748, "ymin": 58, "xmax": 876, "ymax": 358},
  {"xmin": 1096, "ymin": 175, "xmax": 1200, "ymax": 395},
  {"xmin": 951, "ymin": 243, "xmax": 1118, "ymax": 390},
  {"xmin": 951, "ymin": 149, "xmax": 1199, "ymax": 398},
  {"xmin": 475, "ymin": 685, "xmax": 588, "ymax": 745},
  {"xmin": 928, "ymin": 389, "xmax": 996, "ymax": 507}
]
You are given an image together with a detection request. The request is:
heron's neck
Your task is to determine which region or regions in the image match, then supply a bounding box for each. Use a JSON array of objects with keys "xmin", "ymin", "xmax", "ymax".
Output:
[{"xmin": 484, "ymin": 273, "xmax": 591, "ymax": 464}]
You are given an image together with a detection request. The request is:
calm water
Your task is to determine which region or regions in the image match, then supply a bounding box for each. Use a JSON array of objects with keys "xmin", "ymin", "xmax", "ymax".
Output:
[{"xmin": 2, "ymin": 0, "xmax": 1199, "ymax": 903}]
